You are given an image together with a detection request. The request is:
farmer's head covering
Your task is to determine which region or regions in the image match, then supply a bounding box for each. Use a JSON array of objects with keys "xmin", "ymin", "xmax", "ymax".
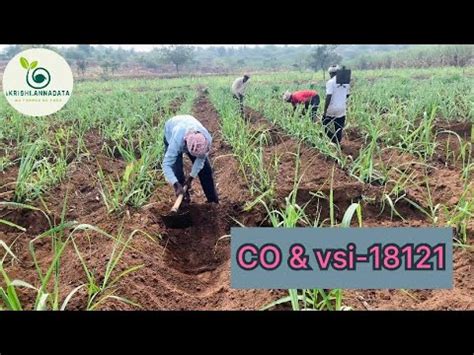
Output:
[
  {"xmin": 185, "ymin": 131, "xmax": 209, "ymax": 158},
  {"xmin": 328, "ymin": 65, "xmax": 339, "ymax": 74},
  {"xmin": 282, "ymin": 90, "xmax": 292, "ymax": 102}
]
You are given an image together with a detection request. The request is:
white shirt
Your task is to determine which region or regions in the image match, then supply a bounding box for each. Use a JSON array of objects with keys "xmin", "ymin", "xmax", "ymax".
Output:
[
  {"xmin": 325, "ymin": 76, "xmax": 350, "ymax": 118},
  {"xmin": 231, "ymin": 77, "xmax": 248, "ymax": 96}
]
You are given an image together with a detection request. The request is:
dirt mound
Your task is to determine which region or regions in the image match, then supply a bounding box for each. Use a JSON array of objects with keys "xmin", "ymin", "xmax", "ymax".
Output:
[{"xmin": 375, "ymin": 147, "xmax": 466, "ymax": 209}]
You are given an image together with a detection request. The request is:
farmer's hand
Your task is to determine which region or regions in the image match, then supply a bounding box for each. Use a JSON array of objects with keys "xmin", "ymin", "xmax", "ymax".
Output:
[{"xmin": 173, "ymin": 182, "xmax": 184, "ymax": 196}]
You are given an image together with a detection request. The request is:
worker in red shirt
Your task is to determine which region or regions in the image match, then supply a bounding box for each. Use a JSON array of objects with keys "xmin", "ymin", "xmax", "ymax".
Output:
[{"xmin": 282, "ymin": 89, "xmax": 320, "ymax": 121}]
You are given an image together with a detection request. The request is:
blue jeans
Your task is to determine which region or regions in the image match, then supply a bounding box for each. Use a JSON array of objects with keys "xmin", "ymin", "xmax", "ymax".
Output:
[{"xmin": 164, "ymin": 137, "xmax": 219, "ymax": 203}]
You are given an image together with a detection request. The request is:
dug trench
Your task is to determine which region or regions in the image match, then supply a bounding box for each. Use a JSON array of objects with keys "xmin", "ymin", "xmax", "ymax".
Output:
[
  {"xmin": 0, "ymin": 88, "xmax": 281, "ymax": 310},
  {"xmin": 138, "ymin": 89, "xmax": 281, "ymax": 309}
]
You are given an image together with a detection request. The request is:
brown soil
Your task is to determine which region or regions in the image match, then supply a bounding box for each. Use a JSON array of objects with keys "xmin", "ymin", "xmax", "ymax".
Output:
[
  {"xmin": 375, "ymin": 147, "xmax": 467, "ymax": 209},
  {"xmin": 0, "ymin": 165, "xmax": 19, "ymax": 202},
  {"xmin": 340, "ymin": 127, "xmax": 365, "ymax": 160},
  {"xmin": 435, "ymin": 120, "xmax": 472, "ymax": 141}
]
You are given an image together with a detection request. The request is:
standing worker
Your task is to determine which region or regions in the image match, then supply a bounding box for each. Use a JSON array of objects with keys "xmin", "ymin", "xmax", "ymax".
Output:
[
  {"xmin": 162, "ymin": 115, "xmax": 219, "ymax": 204},
  {"xmin": 282, "ymin": 89, "xmax": 320, "ymax": 121},
  {"xmin": 231, "ymin": 74, "xmax": 250, "ymax": 118},
  {"xmin": 322, "ymin": 65, "xmax": 350, "ymax": 144}
]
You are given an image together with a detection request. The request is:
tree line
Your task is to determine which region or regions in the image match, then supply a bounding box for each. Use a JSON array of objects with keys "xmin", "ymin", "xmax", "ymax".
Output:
[
  {"xmin": 1, "ymin": 45, "xmax": 472, "ymax": 76},
  {"xmin": 346, "ymin": 45, "xmax": 473, "ymax": 70}
]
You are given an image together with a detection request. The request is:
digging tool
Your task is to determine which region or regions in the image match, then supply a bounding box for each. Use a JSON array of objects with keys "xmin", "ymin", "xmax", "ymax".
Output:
[{"xmin": 161, "ymin": 184, "xmax": 193, "ymax": 229}]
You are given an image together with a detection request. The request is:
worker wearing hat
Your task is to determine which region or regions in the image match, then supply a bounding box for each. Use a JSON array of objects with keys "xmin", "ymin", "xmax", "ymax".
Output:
[
  {"xmin": 322, "ymin": 65, "xmax": 350, "ymax": 144},
  {"xmin": 282, "ymin": 89, "xmax": 320, "ymax": 121},
  {"xmin": 162, "ymin": 115, "xmax": 218, "ymax": 203}
]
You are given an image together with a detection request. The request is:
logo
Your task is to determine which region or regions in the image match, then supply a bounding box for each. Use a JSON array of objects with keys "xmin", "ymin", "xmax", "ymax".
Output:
[
  {"xmin": 2, "ymin": 48, "xmax": 73, "ymax": 117},
  {"xmin": 20, "ymin": 57, "xmax": 52, "ymax": 89}
]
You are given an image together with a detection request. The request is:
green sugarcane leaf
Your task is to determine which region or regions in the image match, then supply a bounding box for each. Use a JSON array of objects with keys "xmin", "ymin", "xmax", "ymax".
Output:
[
  {"xmin": 341, "ymin": 203, "xmax": 361, "ymax": 227},
  {"xmin": 35, "ymin": 292, "xmax": 50, "ymax": 310}
]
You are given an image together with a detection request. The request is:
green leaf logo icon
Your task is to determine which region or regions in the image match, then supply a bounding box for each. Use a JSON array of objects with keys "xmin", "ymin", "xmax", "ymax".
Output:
[
  {"xmin": 20, "ymin": 57, "xmax": 29, "ymax": 69},
  {"xmin": 30, "ymin": 61, "xmax": 38, "ymax": 69}
]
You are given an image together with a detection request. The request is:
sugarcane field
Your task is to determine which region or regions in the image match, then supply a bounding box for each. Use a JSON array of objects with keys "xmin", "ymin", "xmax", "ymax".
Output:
[{"xmin": 0, "ymin": 45, "xmax": 473, "ymax": 311}]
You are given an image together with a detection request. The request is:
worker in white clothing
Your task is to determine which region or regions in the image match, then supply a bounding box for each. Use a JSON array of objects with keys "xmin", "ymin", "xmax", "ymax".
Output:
[
  {"xmin": 231, "ymin": 74, "xmax": 250, "ymax": 119},
  {"xmin": 322, "ymin": 65, "xmax": 350, "ymax": 144}
]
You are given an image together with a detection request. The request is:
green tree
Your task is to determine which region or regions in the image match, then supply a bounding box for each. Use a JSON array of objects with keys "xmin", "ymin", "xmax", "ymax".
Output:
[
  {"xmin": 216, "ymin": 47, "xmax": 227, "ymax": 57},
  {"xmin": 78, "ymin": 45, "xmax": 93, "ymax": 56},
  {"xmin": 76, "ymin": 59, "xmax": 88, "ymax": 76},
  {"xmin": 160, "ymin": 45, "xmax": 194, "ymax": 74},
  {"xmin": 110, "ymin": 60, "xmax": 120, "ymax": 74},
  {"xmin": 100, "ymin": 61, "xmax": 112, "ymax": 76},
  {"xmin": 307, "ymin": 45, "xmax": 342, "ymax": 80}
]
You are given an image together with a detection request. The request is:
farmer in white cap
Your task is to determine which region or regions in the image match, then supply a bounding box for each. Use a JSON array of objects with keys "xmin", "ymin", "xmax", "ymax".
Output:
[
  {"xmin": 322, "ymin": 65, "xmax": 350, "ymax": 144},
  {"xmin": 231, "ymin": 74, "xmax": 250, "ymax": 118},
  {"xmin": 162, "ymin": 115, "xmax": 218, "ymax": 203}
]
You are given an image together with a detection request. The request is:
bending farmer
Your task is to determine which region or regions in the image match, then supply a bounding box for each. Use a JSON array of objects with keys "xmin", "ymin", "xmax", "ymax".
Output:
[
  {"xmin": 322, "ymin": 65, "xmax": 350, "ymax": 144},
  {"xmin": 162, "ymin": 115, "xmax": 219, "ymax": 204},
  {"xmin": 282, "ymin": 89, "xmax": 320, "ymax": 121},
  {"xmin": 231, "ymin": 74, "xmax": 250, "ymax": 118}
]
